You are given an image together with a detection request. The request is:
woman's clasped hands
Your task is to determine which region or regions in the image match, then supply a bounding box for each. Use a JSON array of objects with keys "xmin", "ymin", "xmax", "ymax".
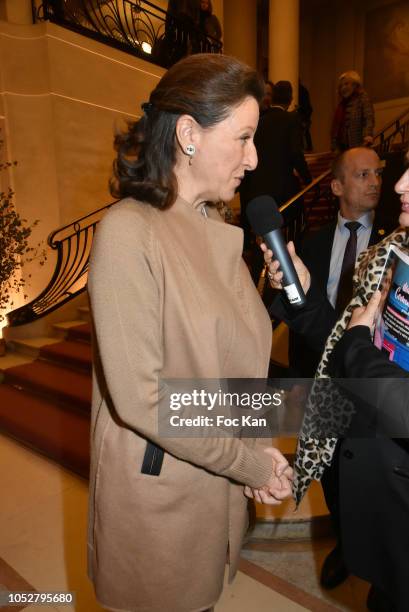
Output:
[{"xmin": 244, "ymin": 447, "xmax": 294, "ymax": 505}]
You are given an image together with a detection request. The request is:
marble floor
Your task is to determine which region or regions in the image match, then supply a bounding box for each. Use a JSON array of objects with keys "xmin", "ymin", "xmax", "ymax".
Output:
[{"xmin": 0, "ymin": 432, "xmax": 370, "ymax": 612}]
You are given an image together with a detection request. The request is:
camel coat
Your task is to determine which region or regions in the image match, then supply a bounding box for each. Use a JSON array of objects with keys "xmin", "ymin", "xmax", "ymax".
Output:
[{"xmin": 87, "ymin": 196, "xmax": 274, "ymax": 612}]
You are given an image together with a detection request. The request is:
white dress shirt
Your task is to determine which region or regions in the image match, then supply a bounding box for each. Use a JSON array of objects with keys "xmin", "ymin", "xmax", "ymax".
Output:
[{"xmin": 327, "ymin": 210, "xmax": 374, "ymax": 308}]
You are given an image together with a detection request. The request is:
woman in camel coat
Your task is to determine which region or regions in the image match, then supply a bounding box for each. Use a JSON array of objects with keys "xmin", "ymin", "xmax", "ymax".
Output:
[{"xmin": 87, "ymin": 54, "xmax": 293, "ymax": 612}]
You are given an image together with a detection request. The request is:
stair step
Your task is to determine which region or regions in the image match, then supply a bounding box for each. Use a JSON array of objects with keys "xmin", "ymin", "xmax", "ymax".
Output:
[
  {"xmin": 305, "ymin": 151, "xmax": 333, "ymax": 159},
  {"xmin": 305, "ymin": 156, "xmax": 334, "ymax": 166},
  {"xmin": 52, "ymin": 319, "xmax": 88, "ymax": 339},
  {"xmin": 39, "ymin": 339, "xmax": 92, "ymax": 372},
  {"xmin": 0, "ymin": 384, "xmax": 90, "ymax": 478},
  {"xmin": 305, "ymin": 201, "xmax": 333, "ymax": 210},
  {"xmin": 4, "ymin": 360, "xmax": 91, "ymax": 414},
  {"xmin": 0, "ymin": 352, "xmax": 36, "ymax": 373},
  {"xmin": 78, "ymin": 305, "xmax": 91, "ymax": 322},
  {"xmin": 66, "ymin": 323, "xmax": 91, "ymax": 343},
  {"xmin": 9, "ymin": 336, "xmax": 61, "ymax": 359},
  {"xmin": 305, "ymin": 151, "xmax": 334, "ymax": 182}
]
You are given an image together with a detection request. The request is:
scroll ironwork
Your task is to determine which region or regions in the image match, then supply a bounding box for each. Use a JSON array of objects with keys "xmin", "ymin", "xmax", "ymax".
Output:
[{"xmin": 33, "ymin": 0, "xmax": 222, "ymax": 68}]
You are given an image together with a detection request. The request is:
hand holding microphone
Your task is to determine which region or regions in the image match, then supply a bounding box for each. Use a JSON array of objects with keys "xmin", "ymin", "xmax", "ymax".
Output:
[
  {"xmin": 261, "ymin": 241, "xmax": 311, "ymax": 294},
  {"xmin": 246, "ymin": 196, "xmax": 309, "ymax": 307}
]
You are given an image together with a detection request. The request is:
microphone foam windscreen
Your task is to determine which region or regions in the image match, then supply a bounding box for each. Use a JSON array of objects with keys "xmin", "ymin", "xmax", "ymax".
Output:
[{"xmin": 246, "ymin": 195, "xmax": 283, "ymax": 235}]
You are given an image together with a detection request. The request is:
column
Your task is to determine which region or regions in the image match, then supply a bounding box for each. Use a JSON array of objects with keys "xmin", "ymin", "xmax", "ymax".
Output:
[
  {"xmin": 223, "ymin": 0, "xmax": 257, "ymax": 69},
  {"xmin": 0, "ymin": 0, "xmax": 33, "ymax": 24},
  {"xmin": 269, "ymin": 0, "xmax": 300, "ymax": 105}
]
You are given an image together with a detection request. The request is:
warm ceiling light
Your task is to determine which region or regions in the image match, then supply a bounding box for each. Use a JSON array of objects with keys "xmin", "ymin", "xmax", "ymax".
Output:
[{"xmin": 141, "ymin": 42, "xmax": 152, "ymax": 54}]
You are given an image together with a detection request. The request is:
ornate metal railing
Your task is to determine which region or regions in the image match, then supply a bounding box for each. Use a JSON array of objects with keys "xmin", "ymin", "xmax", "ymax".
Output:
[
  {"xmin": 281, "ymin": 170, "xmax": 338, "ymax": 242},
  {"xmin": 33, "ymin": 0, "xmax": 222, "ymax": 68},
  {"xmin": 7, "ymin": 182, "xmax": 331, "ymax": 328},
  {"xmin": 373, "ymin": 108, "xmax": 409, "ymax": 156},
  {"xmin": 7, "ymin": 202, "xmax": 114, "ymax": 327}
]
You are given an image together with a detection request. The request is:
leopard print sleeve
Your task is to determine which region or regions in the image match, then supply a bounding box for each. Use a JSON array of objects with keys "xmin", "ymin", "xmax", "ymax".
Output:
[{"xmin": 293, "ymin": 228, "xmax": 409, "ymax": 505}]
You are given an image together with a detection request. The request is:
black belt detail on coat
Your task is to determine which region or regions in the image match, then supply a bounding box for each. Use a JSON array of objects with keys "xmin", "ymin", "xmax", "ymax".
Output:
[{"xmin": 141, "ymin": 441, "xmax": 164, "ymax": 475}]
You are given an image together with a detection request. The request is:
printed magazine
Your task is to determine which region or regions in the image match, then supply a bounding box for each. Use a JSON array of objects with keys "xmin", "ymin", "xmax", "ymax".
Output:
[{"xmin": 374, "ymin": 245, "xmax": 409, "ymax": 372}]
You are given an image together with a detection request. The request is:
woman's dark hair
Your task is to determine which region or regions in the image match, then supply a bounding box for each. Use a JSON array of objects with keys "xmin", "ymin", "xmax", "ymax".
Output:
[{"xmin": 111, "ymin": 53, "xmax": 264, "ymax": 209}]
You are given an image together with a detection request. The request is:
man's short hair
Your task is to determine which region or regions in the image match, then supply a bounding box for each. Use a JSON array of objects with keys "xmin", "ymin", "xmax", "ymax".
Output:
[
  {"xmin": 331, "ymin": 147, "xmax": 381, "ymax": 182},
  {"xmin": 272, "ymin": 81, "xmax": 292, "ymax": 106}
]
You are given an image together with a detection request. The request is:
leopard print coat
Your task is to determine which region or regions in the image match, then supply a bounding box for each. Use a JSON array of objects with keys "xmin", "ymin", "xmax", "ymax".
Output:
[{"xmin": 293, "ymin": 227, "xmax": 409, "ymax": 506}]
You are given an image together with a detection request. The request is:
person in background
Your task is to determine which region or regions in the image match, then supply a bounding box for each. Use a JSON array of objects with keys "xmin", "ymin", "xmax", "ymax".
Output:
[
  {"xmin": 87, "ymin": 54, "xmax": 293, "ymax": 612},
  {"xmin": 260, "ymin": 80, "xmax": 274, "ymax": 114},
  {"xmin": 297, "ymin": 79, "xmax": 313, "ymax": 152},
  {"xmin": 238, "ymin": 79, "xmax": 274, "ymax": 256},
  {"xmin": 289, "ymin": 148, "xmax": 387, "ymax": 377},
  {"xmin": 239, "ymin": 80, "xmax": 311, "ymax": 277},
  {"xmin": 263, "ymin": 151, "xmax": 409, "ymax": 612},
  {"xmin": 241, "ymin": 80, "xmax": 311, "ymax": 208},
  {"xmin": 331, "ymin": 70, "xmax": 375, "ymax": 152},
  {"xmin": 199, "ymin": 0, "xmax": 222, "ymax": 44},
  {"xmin": 168, "ymin": 0, "xmax": 200, "ymax": 28},
  {"xmin": 165, "ymin": 0, "xmax": 201, "ymax": 60}
]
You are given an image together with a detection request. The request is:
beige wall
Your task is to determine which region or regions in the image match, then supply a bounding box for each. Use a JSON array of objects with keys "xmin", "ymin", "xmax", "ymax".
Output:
[
  {"xmin": 0, "ymin": 0, "xmax": 32, "ymax": 25},
  {"xmin": 0, "ymin": 18, "xmax": 164, "ymax": 324},
  {"xmin": 300, "ymin": 0, "xmax": 409, "ymax": 152},
  {"xmin": 0, "ymin": 1, "xmax": 226, "ymax": 335}
]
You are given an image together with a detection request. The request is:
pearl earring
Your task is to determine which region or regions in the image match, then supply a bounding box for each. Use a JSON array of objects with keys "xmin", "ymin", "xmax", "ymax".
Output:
[{"xmin": 185, "ymin": 144, "xmax": 195, "ymax": 165}]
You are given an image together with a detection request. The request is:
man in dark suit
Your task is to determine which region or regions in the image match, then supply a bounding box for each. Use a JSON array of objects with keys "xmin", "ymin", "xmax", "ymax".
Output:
[
  {"xmin": 290, "ymin": 147, "xmax": 389, "ymax": 378},
  {"xmin": 240, "ymin": 80, "xmax": 312, "ymax": 271},
  {"xmin": 286, "ymin": 147, "xmax": 393, "ymax": 592}
]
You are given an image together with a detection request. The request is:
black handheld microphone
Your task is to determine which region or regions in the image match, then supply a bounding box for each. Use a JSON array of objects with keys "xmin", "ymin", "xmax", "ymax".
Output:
[{"xmin": 246, "ymin": 195, "xmax": 307, "ymax": 308}]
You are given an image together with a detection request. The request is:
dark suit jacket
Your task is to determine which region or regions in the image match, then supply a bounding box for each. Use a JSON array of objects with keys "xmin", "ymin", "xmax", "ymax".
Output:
[
  {"xmin": 288, "ymin": 217, "xmax": 389, "ymax": 376},
  {"xmin": 239, "ymin": 107, "xmax": 311, "ymax": 210},
  {"xmin": 330, "ymin": 326, "xmax": 409, "ymax": 610}
]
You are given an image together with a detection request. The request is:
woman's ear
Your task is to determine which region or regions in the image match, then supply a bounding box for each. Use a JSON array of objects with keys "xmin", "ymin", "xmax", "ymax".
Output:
[{"xmin": 175, "ymin": 114, "xmax": 201, "ymax": 155}]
